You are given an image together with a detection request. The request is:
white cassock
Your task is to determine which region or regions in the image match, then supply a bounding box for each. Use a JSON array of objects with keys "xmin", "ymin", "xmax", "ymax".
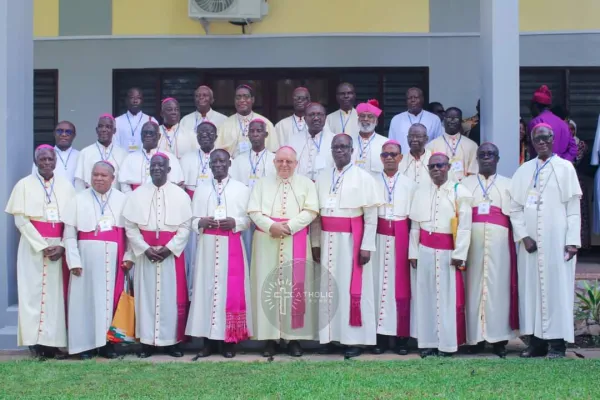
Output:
[
  {"xmin": 180, "ymin": 109, "xmax": 228, "ymax": 136},
  {"xmin": 248, "ymin": 174, "xmax": 319, "ymax": 341},
  {"xmin": 398, "ymin": 149, "xmax": 432, "ymax": 187},
  {"xmin": 590, "ymin": 115, "xmax": 600, "ymax": 234},
  {"xmin": 118, "ymin": 149, "xmax": 184, "ymax": 194},
  {"xmin": 370, "ymin": 171, "xmax": 416, "ymax": 337},
  {"xmin": 275, "ymin": 114, "xmax": 307, "ymax": 146},
  {"xmin": 351, "ymin": 132, "xmax": 388, "ymax": 174},
  {"xmin": 289, "ymin": 129, "xmax": 335, "ymax": 181},
  {"xmin": 313, "ymin": 164, "xmax": 380, "ymax": 345},
  {"xmin": 426, "ymin": 133, "xmax": 478, "ymax": 182},
  {"xmin": 230, "ymin": 149, "xmax": 276, "ymax": 263},
  {"xmin": 510, "ymin": 156, "xmax": 582, "ymax": 343},
  {"xmin": 75, "ymin": 142, "xmax": 128, "ymax": 192},
  {"xmin": 326, "ymin": 108, "xmax": 360, "ymax": 138},
  {"xmin": 216, "ymin": 113, "xmax": 279, "ymax": 159},
  {"xmin": 409, "ymin": 180, "xmax": 472, "ymax": 352},
  {"xmin": 462, "ymin": 174, "xmax": 518, "ymax": 345},
  {"xmin": 114, "ymin": 111, "xmax": 158, "ymax": 153},
  {"xmin": 31, "ymin": 146, "xmax": 79, "ymax": 186},
  {"xmin": 158, "ymin": 124, "xmax": 198, "ymax": 160},
  {"xmin": 388, "ymin": 110, "xmax": 443, "ymax": 155},
  {"xmin": 5, "ymin": 173, "xmax": 75, "ymax": 347},
  {"xmin": 123, "ymin": 182, "xmax": 192, "ymax": 346},
  {"xmin": 62, "ymin": 188, "xmax": 130, "ymax": 354},
  {"xmin": 186, "ymin": 177, "xmax": 253, "ymax": 342}
]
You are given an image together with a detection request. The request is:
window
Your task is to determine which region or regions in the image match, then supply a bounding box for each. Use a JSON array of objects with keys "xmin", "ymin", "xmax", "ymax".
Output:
[{"xmin": 33, "ymin": 70, "xmax": 58, "ymax": 149}]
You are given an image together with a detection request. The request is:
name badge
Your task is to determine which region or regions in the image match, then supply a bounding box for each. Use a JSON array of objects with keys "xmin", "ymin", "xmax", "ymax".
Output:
[
  {"xmin": 477, "ymin": 201, "xmax": 491, "ymax": 215},
  {"xmin": 238, "ymin": 140, "xmax": 251, "ymax": 153},
  {"xmin": 248, "ymin": 175, "xmax": 259, "ymax": 189},
  {"xmin": 526, "ymin": 190, "xmax": 539, "ymax": 208},
  {"xmin": 315, "ymin": 155, "xmax": 326, "ymax": 170},
  {"xmin": 325, "ymin": 195, "xmax": 337, "ymax": 209},
  {"xmin": 214, "ymin": 205, "xmax": 227, "ymax": 220},
  {"xmin": 45, "ymin": 206, "xmax": 59, "ymax": 222},
  {"xmin": 97, "ymin": 216, "xmax": 114, "ymax": 232},
  {"xmin": 128, "ymin": 139, "xmax": 138, "ymax": 153},
  {"xmin": 355, "ymin": 159, "xmax": 366, "ymax": 166},
  {"xmin": 385, "ymin": 204, "xmax": 394, "ymax": 220},
  {"xmin": 450, "ymin": 158, "xmax": 464, "ymax": 172},
  {"xmin": 198, "ymin": 174, "xmax": 209, "ymax": 181}
]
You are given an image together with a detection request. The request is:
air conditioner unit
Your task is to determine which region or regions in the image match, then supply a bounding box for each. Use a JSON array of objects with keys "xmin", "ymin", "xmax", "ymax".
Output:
[{"xmin": 189, "ymin": 0, "xmax": 269, "ymax": 21}]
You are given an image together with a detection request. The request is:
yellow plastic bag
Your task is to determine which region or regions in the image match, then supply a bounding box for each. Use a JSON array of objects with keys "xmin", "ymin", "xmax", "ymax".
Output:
[{"xmin": 107, "ymin": 271, "xmax": 136, "ymax": 344}]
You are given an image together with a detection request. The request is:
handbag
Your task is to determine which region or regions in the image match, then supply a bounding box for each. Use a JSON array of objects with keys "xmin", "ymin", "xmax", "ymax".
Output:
[{"xmin": 107, "ymin": 271, "xmax": 137, "ymax": 344}]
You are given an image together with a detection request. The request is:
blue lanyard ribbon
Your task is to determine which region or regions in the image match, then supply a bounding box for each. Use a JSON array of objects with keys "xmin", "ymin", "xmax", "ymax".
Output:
[
  {"xmin": 194, "ymin": 111, "xmax": 208, "ymax": 131},
  {"xmin": 96, "ymin": 142, "xmax": 114, "ymax": 162},
  {"xmin": 292, "ymin": 116, "xmax": 305, "ymax": 132},
  {"xmin": 249, "ymin": 149, "xmax": 267, "ymax": 176},
  {"xmin": 442, "ymin": 134, "xmax": 462, "ymax": 158},
  {"xmin": 56, "ymin": 147, "xmax": 73, "ymax": 171},
  {"xmin": 381, "ymin": 172, "xmax": 400, "ymax": 203},
  {"xmin": 330, "ymin": 165, "xmax": 352, "ymax": 193},
  {"xmin": 91, "ymin": 189, "xmax": 112, "ymax": 216},
  {"xmin": 238, "ymin": 113, "xmax": 254, "ymax": 137},
  {"xmin": 212, "ymin": 179, "xmax": 229, "ymax": 205},
  {"xmin": 339, "ymin": 110, "xmax": 353, "ymax": 132},
  {"xmin": 407, "ymin": 112, "xmax": 423, "ymax": 125},
  {"xmin": 126, "ymin": 113, "xmax": 144, "ymax": 137},
  {"xmin": 311, "ymin": 133, "xmax": 323, "ymax": 153},
  {"xmin": 162, "ymin": 125, "xmax": 180, "ymax": 150},
  {"xmin": 198, "ymin": 151, "xmax": 210, "ymax": 175},
  {"xmin": 359, "ymin": 134, "xmax": 376, "ymax": 159},
  {"xmin": 534, "ymin": 156, "xmax": 553, "ymax": 188},
  {"xmin": 37, "ymin": 175, "xmax": 55, "ymax": 204},
  {"xmin": 477, "ymin": 174, "xmax": 497, "ymax": 199}
]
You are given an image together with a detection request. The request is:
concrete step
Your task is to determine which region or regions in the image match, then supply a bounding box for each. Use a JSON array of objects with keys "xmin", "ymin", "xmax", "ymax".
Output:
[{"xmin": 0, "ymin": 325, "xmax": 19, "ymax": 350}]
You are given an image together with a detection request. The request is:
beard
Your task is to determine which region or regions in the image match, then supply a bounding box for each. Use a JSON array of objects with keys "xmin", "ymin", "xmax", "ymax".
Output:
[{"xmin": 359, "ymin": 121, "xmax": 377, "ymax": 133}]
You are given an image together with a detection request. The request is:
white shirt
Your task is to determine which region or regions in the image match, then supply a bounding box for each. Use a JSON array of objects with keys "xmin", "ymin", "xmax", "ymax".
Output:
[
  {"xmin": 180, "ymin": 109, "xmax": 228, "ymax": 136},
  {"xmin": 114, "ymin": 111, "xmax": 158, "ymax": 153},
  {"xmin": 388, "ymin": 110, "xmax": 443, "ymax": 155},
  {"xmin": 31, "ymin": 146, "xmax": 79, "ymax": 186}
]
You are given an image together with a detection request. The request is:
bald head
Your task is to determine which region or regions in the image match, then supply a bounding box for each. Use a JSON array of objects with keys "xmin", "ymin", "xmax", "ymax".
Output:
[
  {"xmin": 194, "ymin": 85, "xmax": 214, "ymax": 114},
  {"xmin": 477, "ymin": 142, "xmax": 500, "ymax": 177},
  {"xmin": 274, "ymin": 147, "xmax": 298, "ymax": 179}
]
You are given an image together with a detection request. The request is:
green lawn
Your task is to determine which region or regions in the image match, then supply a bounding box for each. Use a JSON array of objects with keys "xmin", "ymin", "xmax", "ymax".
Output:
[{"xmin": 0, "ymin": 359, "xmax": 598, "ymax": 399}]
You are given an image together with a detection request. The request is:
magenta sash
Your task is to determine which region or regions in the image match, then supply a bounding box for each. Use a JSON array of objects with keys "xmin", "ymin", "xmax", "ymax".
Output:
[
  {"xmin": 321, "ymin": 216, "xmax": 364, "ymax": 327},
  {"xmin": 256, "ymin": 217, "xmax": 309, "ymax": 329},
  {"xmin": 419, "ymin": 229, "xmax": 466, "ymax": 345},
  {"xmin": 204, "ymin": 228, "xmax": 249, "ymax": 343},
  {"xmin": 131, "ymin": 184, "xmax": 140, "ymax": 191},
  {"xmin": 377, "ymin": 218, "xmax": 410, "ymax": 337},
  {"xmin": 77, "ymin": 228, "xmax": 126, "ymax": 314},
  {"xmin": 185, "ymin": 188, "xmax": 195, "ymax": 200},
  {"xmin": 472, "ymin": 205, "xmax": 519, "ymax": 330},
  {"xmin": 140, "ymin": 230, "xmax": 188, "ymax": 342},
  {"xmin": 30, "ymin": 221, "xmax": 69, "ymax": 322}
]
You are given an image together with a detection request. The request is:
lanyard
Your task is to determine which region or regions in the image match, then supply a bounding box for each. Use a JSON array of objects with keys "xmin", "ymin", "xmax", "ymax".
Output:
[
  {"xmin": 37, "ymin": 175, "xmax": 55, "ymax": 204},
  {"xmin": 96, "ymin": 142, "xmax": 113, "ymax": 162},
  {"xmin": 477, "ymin": 174, "xmax": 497, "ymax": 199},
  {"xmin": 198, "ymin": 151, "xmax": 210, "ymax": 175},
  {"xmin": 442, "ymin": 134, "xmax": 462, "ymax": 158},
  {"xmin": 92, "ymin": 189, "xmax": 112, "ymax": 216},
  {"xmin": 359, "ymin": 134, "xmax": 376, "ymax": 159},
  {"xmin": 194, "ymin": 111, "xmax": 208, "ymax": 130},
  {"xmin": 330, "ymin": 165, "xmax": 352, "ymax": 193},
  {"xmin": 339, "ymin": 110, "xmax": 353, "ymax": 132},
  {"xmin": 238, "ymin": 113, "xmax": 254, "ymax": 137},
  {"xmin": 292, "ymin": 116, "xmax": 305, "ymax": 133},
  {"xmin": 126, "ymin": 113, "xmax": 144, "ymax": 137},
  {"xmin": 55, "ymin": 147, "xmax": 73, "ymax": 171},
  {"xmin": 381, "ymin": 172, "xmax": 400, "ymax": 204},
  {"xmin": 534, "ymin": 156, "xmax": 553, "ymax": 188},
  {"xmin": 162, "ymin": 125, "xmax": 180, "ymax": 150},
  {"xmin": 141, "ymin": 148, "xmax": 153, "ymax": 164},
  {"xmin": 212, "ymin": 178, "xmax": 229, "ymax": 205},
  {"xmin": 407, "ymin": 111, "xmax": 423, "ymax": 125},
  {"xmin": 311, "ymin": 133, "xmax": 323, "ymax": 152},
  {"xmin": 249, "ymin": 149, "xmax": 267, "ymax": 176}
]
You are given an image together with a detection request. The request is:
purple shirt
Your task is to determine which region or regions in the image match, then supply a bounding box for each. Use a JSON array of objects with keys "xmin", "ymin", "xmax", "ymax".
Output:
[{"xmin": 528, "ymin": 110, "xmax": 577, "ymax": 162}]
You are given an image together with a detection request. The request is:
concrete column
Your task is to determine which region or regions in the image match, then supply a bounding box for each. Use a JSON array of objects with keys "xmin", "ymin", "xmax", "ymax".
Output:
[
  {"xmin": 480, "ymin": 0, "xmax": 520, "ymax": 176},
  {"xmin": 0, "ymin": 0, "xmax": 33, "ymax": 348}
]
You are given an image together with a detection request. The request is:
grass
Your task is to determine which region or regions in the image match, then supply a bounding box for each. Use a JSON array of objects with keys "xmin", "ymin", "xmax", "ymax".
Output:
[{"xmin": 0, "ymin": 358, "xmax": 599, "ymax": 399}]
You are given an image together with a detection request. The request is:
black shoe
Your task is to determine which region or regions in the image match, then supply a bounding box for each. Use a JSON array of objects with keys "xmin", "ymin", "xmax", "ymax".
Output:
[
  {"xmin": 438, "ymin": 351, "xmax": 454, "ymax": 357},
  {"xmin": 99, "ymin": 343, "xmax": 118, "ymax": 359},
  {"xmin": 395, "ymin": 337, "xmax": 409, "ymax": 355},
  {"xmin": 419, "ymin": 348, "xmax": 437, "ymax": 358},
  {"xmin": 467, "ymin": 342, "xmax": 486, "ymax": 354},
  {"xmin": 343, "ymin": 346, "xmax": 362, "ymax": 359},
  {"xmin": 520, "ymin": 345, "xmax": 548, "ymax": 358},
  {"xmin": 165, "ymin": 344, "xmax": 184, "ymax": 358},
  {"xmin": 262, "ymin": 340, "xmax": 277, "ymax": 358},
  {"xmin": 195, "ymin": 339, "xmax": 217, "ymax": 359},
  {"xmin": 288, "ymin": 341, "xmax": 303, "ymax": 357},
  {"xmin": 318, "ymin": 343, "xmax": 338, "ymax": 355},
  {"xmin": 138, "ymin": 344, "xmax": 155, "ymax": 358},
  {"xmin": 492, "ymin": 342, "xmax": 507, "ymax": 358},
  {"xmin": 79, "ymin": 351, "xmax": 94, "ymax": 360},
  {"xmin": 371, "ymin": 335, "xmax": 388, "ymax": 355},
  {"xmin": 547, "ymin": 339, "xmax": 566, "ymax": 359},
  {"xmin": 222, "ymin": 342, "xmax": 236, "ymax": 358}
]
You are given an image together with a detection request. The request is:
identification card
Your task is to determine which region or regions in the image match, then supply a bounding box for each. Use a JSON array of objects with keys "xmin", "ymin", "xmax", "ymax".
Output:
[
  {"xmin": 526, "ymin": 190, "xmax": 539, "ymax": 208},
  {"xmin": 385, "ymin": 204, "xmax": 395, "ymax": 220},
  {"xmin": 128, "ymin": 139, "xmax": 138, "ymax": 152},
  {"xmin": 325, "ymin": 195, "xmax": 337, "ymax": 209},
  {"xmin": 315, "ymin": 155, "xmax": 326, "ymax": 170},
  {"xmin": 248, "ymin": 175, "xmax": 259, "ymax": 189},
  {"xmin": 477, "ymin": 201, "xmax": 491, "ymax": 215},
  {"xmin": 45, "ymin": 206, "xmax": 59, "ymax": 222},
  {"xmin": 355, "ymin": 159, "xmax": 366, "ymax": 166},
  {"xmin": 198, "ymin": 174, "xmax": 209, "ymax": 181},
  {"xmin": 450, "ymin": 158, "xmax": 464, "ymax": 172},
  {"xmin": 238, "ymin": 140, "xmax": 251, "ymax": 153},
  {"xmin": 97, "ymin": 216, "xmax": 114, "ymax": 232},
  {"xmin": 214, "ymin": 205, "xmax": 227, "ymax": 220}
]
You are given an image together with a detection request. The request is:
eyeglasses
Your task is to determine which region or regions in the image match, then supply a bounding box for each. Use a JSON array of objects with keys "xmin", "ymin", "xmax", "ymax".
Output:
[
  {"xmin": 532, "ymin": 134, "xmax": 553, "ymax": 143},
  {"xmin": 331, "ymin": 145, "xmax": 352, "ymax": 151},
  {"xmin": 444, "ymin": 117, "xmax": 461, "ymax": 122},
  {"xmin": 477, "ymin": 151, "xmax": 498, "ymax": 158},
  {"xmin": 380, "ymin": 152, "xmax": 400, "ymax": 158},
  {"xmin": 427, "ymin": 162, "xmax": 449, "ymax": 170},
  {"xmin": 275, "ymin": 159, "xmax": 295, "ymax": 165},
  {"xmin": 235, "ymin": 94, "xmax": 252, "ymax": 101},
  {"xmin": 293, "ymin": 96, "xmax": 309, "ymax": 101},
  {"xmin": 55, "ymin": 128, "xmax": 74, "ymax": 136},
  {"xmin": 141, "ymin": 130, "xmax": 157, "ymax": 136},
  {"xmin": 407, "ymin": 134, "xmax": 427, "ymax": 140}
]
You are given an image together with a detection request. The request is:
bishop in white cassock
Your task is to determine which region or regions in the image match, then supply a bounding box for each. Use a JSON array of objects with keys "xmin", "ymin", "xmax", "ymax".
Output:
[
  {"xmin": 289, "ymin": 103, "xmax": 334, "ymax": 181},
  {"xmin": 216, "ymin": 85, "xmax": 278, "ymax": 158},
  {"xmin": 180, "ymin": 85, "xmax": 227, "ymax": 136},
  {"xmin": 398, "ymin": 123, "xmax": 432, "ymax": 187},
  {"xmin": 389, "ymin": 87, "xmax": 443, "ymax": 155},
  {"xmin": 114, "ymin": 88, "xmax": 158, "ymax": 153},
  {"xmin": 158, "ymin": 98, "xmax": 198, "ymax": 159},
  {"xmin": 370, "ymin": 140, "xmax": 417, "ymax": 356},
  {"xmin": 122, "ymin": 153, "xmax": 192, "ymax": 358},
  {"xmin": 409, "ymin": 153, "xmax": 472, "ymax": 357},
  {"xmin": 275, "ymin": 87, "xmax": 311, "ymax": 146},
  {"xmin": 186, "ymin": 149, "xmax": 252, "ymax": 359},
  {"xmin": 461, "ymin": 143, "xmax": 518, "ymax": 358},
  {"xmin": 5, "ymin": 146, "xmax": 75, "ymax": 359},
  {"xmin": 63, "ymin": 162, "xmax": 130, "ymax": 359},
  {"xmin": 325, "ymin": 82, "xmax": 359, "ymax": 138},
  {"xmin": 510, "ymin": 123, "xmax": 582, "ymax": 359},
  {"xmin": 31, "ymin": 121, "xmax": 79, "ymax": 186},
  {"xmin": 75, "ymin": 114, "xmax": 128, "ymax": 192},
  {"xmin": 119, "ymin": 121, "xmax": 184, "ymax": 193},
  {"xmin": 248, "ymin": 146, "xmax": 319, "ymax": 358},
  {"xmin": 312, "ymin": 134, "xmax": 380, "ymax": 359},
  {"xmin": 426, "ymin": 107, "xmax": 478, "ymax": 182},
  {"xmin": 352, "ymin": 100, "xmax": 388, "ymax": 174}
]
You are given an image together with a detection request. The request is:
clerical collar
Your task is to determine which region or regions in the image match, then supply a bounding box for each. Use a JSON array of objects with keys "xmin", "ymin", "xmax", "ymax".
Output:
[
  {"xmin": 277, "ymin": 174, "xmax": 293, "ymax": 184},
  {"xmin": 127, "ymin": 110, "xmax": 142, "ymax": 118},
  {"xmin": 55, "ymin": 146, "xmax": 72, "ymax": 154},
  {"xmin": 336, "ymin": 163, "xmax": 352, "ymax": 173},
  {"xmin": 144, "ymin": 148, "xmax": 157, "ymax": 155},
  {"xmin": 359, "ymin": 131, "xmax": 375, "ymax": 139},
  {"xmin": 444, "ymin": 132, "xmax": 461, "ymax": 139},
  {"xmin": 384, "ymin": 170, "xmax": 399, "ymax": 178},
  {"xmin": 197, "ymin": 109, "xmax": 211, "ymax": 118},
  {"xmin": 478, "ymin": 173, "xmax": 497, "ymax": 181},
  {"xmin": 410, "ymin": 149, "xmax": 426, "ymax": 160},
  {"xmin": 92, "ymin": 188, "xmax": 112, "ymax": 200},
  {"xmin": 97, "ymin": 141, "xmax": 113, "ymax": 149},
  {"xmin": 36, "ymin": 170, "xmax": 54, "ymax": 182},
  {"xmin": 340, "ymin": 108, "xmax": 354, "ymax": 114},
  {"xmin": 213, "ymin": 176, "xmax": 230, "ymax": 185}
]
